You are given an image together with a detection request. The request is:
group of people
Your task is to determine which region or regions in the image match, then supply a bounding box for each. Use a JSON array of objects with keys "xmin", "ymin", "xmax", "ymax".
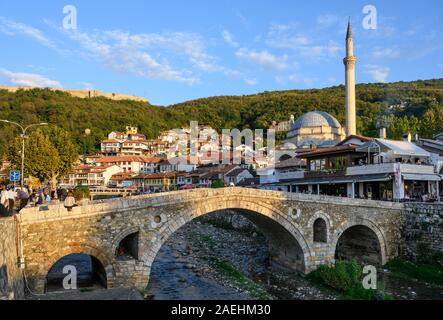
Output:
[
  {"xmin": 0, "ymin": 184, "xmax": 30, "ymax": 216},
  {"xmin": 0, "ymin": 184, "xmax": 78, "ymax": 216}
]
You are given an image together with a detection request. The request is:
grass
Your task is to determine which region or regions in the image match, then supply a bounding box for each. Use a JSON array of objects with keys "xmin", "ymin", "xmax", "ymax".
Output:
[
  {"xmin": 384, "ymin": 258, "xmax": 443, "ymax": 286},
  {"xmin": 207, "ymin": 256, "xmax": 273, "ymax": 300},
  {"xmin": 308, "ymin": 260, "xmax": 392, "ymax": 300}
]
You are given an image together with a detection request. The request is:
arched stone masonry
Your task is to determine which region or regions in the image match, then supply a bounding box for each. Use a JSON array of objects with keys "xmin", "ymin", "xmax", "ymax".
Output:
[{"xmin": 17, "ymin": 188, "xmax": 403, "ymax": 293}]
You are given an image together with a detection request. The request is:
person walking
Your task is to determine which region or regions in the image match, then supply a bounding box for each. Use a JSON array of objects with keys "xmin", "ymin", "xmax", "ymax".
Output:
[
  {"xmin": 45, "ymin": 192, "xmax": 51, "ymax": 204},
  {"xmin": 17, "ymin": 187, "xmax": 30, "ymax": 211},
  {"xmin": 36, "ymin": 191, "xmax": 44, "ymax": 205},
  {"xmin": 7, "ymin": 185, "xmax": 17, "ymax": 215},
  {"xmin": 0, "ymin": 185, "xmax": 9, "ymax": 216},
  {"xmin": 60, "ymin": 188, "xmax": 68, "ymax": 202},
  {"xmin": 64, "ymin": 191, "xmax": 76, "ymax": 212}
]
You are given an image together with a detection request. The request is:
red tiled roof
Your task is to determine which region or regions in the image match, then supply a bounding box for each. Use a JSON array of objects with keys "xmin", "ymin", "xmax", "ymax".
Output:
[
  {"xmin": 297, "ymin": 144, "xmax": 359, "ymax": 158},
  {"xmin": 101, "ymin": 139, "xmax": 121, "ymax": 143},
  {"xmin": 110, "ymin": 172, "xmax": 137, "ymax": 181},
  {"xmin": 131, "ymin": 172, "xmax": 177, "ymax": 179}
]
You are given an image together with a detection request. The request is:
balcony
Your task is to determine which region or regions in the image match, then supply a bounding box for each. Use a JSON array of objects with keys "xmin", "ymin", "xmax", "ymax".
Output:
[
  {"xmin": 346, "ymin": 163, "xmax": 435, "ymax": 176},
  {"xmin": 305, "ymin": 169, "xmax": 346, "ymax": 179},
  {"xmin": 277, "ymin": 170, "xmax": 305, "ymax": 181}
]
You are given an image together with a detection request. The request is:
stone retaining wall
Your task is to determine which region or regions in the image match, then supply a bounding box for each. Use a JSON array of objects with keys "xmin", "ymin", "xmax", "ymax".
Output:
[
  {"xmin": 403, "ymin": 203, "xmax": 443, "ymax": 262},
  {"xmin": 0, "ymin": 217, "xmax": 24, "ymax": 300}
]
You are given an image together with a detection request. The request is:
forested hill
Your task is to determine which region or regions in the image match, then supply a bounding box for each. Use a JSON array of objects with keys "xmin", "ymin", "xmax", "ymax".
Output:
[{"xmin": 1, "ymin": 78, "xmax": 443, "ymax": 156}]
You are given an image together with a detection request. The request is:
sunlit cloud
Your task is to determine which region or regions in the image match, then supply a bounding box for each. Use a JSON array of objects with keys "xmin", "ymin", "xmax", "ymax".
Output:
[{"xmin": 0, "ymin": 68, "xmax": 62, "ymax": 87}]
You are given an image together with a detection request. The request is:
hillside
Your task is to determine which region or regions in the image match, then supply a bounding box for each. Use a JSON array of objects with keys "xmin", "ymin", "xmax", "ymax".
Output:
[{"xmin": 1, "ymin": 78, "xmax": 443, "ymax": 156}]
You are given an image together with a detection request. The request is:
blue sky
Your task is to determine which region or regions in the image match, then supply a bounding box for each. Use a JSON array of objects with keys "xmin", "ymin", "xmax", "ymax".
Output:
[{"xmin": 0, "ymin": 0, "xmax": 442, "ymax": 105}]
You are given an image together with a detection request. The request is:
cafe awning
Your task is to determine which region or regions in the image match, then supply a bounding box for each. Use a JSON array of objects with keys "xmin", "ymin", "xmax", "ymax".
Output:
[
  {"xmin": 402, "ymin": 173, "xmax": 441, "ymax": 182},
  {"xmin": 281, "ymin": 173, "xmax": 392, "ymax": 185}
]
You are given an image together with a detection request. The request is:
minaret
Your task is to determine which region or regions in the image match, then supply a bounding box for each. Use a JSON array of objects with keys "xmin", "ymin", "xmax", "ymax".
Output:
[{"xmin": 343, "ymin": 18, "xmax": 357, "ymax": 136}]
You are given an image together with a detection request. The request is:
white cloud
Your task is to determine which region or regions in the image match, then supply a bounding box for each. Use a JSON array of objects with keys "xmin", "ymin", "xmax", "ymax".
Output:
[
  {"xmin": 263, "ymin": 23, "xmax": 341, "ymax": 60},
  {"xmin": 222, "ymin": 30, "xmax": 239, "ymax": 48},
  {"xmin": 317, "ymin": 14, "xmax": 340, "ymax": 28},
  {"xmin": 0, "ymin": 16, "xmax": 56, "ymax": 49},
  {"xmin": 265, "ymin": 23, "xmax": 310, "ymax": 49},
  {"xmin": 372, "ymin": 47, "xmax": 400, "ymax": 59},
  {"xmin": 236, "ymin": 48, "xmax": 288, "ymax": 71},
  {"xmin": 0, "ymin": 68, "xmax": 62, "ymax": 88},
  {"xmin": 244, "ymin": 78, "xmax": 257, "ymax": 86},
  {"xmin": 57, "ymin": 28, "xmax": 241, "ymax": 84},
  {"xmin": 299, "ymin": 40, "xmax": 341, "ymax": 58},
  {"xmin": 78, "ymin": 81, "xmax": 95, "ymax": 89},
  {"xmin": 364, "ymin": 64, "xmax": 389, "ymax": 82}
]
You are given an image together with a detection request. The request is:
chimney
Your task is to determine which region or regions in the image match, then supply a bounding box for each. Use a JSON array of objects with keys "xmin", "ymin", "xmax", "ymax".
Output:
[
  {"xmin": 379, "ymin": 127, "xmax": 386, "ymax": 139},
  {"xmin": 402, "ymin": 132, "xmax": 412, "ymax": 143}
]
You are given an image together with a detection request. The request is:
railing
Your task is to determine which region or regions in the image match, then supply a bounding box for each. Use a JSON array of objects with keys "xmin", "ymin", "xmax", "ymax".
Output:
[
  {"xmin": 347, "ymin": 163, "xmax": 436, "ymax": 175},
  {"xmin": 89, "ymin": 187, "xmax": 138, "ymax": 194},
  {"xmin": 304, "ymin": 169, "xmax": 347, "ymax": 179}
]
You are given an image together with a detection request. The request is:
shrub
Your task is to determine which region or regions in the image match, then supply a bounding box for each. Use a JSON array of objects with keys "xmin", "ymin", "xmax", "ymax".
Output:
[
  {"xmin": 211, "ymin": 180, "xmax": 225, "ymax": 188},
  {"xmin": 309, "ymin": 259, "xmax": 391, "ymax": 300},
  {"xmin": 73, "ymin": 187, "xmax": 90, "ymax": 201}
]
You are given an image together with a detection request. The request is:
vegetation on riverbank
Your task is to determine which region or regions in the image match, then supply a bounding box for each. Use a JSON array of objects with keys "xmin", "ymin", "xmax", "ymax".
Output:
[
  {"xmin": 308, "ymin": 260, "xmax": 392, "ymax": 300},
  {"xmin": 207, "ymin": 256, "xmax": 273, "ymax": 300},
  {"xmin": 384, "ymin": 258, "xmax": 443, "ymax": 286}
]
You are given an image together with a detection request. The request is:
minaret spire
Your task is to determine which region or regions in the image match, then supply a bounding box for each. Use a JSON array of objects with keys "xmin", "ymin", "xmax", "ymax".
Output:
[
  {"xmin": 343, "ymin": 17, "xmax": 357, "ymax": 137},
  {"xmin": 346, "ymin": 16, "xmax": 352, "ymax": 39}
]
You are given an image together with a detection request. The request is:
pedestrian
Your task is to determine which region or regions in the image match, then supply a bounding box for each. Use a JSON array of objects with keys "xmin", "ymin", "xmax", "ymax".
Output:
[
  {"xmin": 60, "ymin": 188, "xmax": 68, "ymax": 202},
  {"xmin": 17, "ymin": 187, "xmax": 30, "ymax": 211},
  {"xmin": 45, "ymin": 192, "xmax": 51, "ymax": 204},
  {"xmin": 56, "ymin": 187, "xmax": 62, "ymax": 200},
  {"xmin": 37, "ymin": 191, "xmax": 44, "ymax": 205},
  {"xmin": 0, "ymin": 185, "xmax": 9, "ymax": 216},
  {"xmin": 7, "ymin": 185, "xmax": 17, "ymax": 215},
  {"xmin": 64, "ymin": 191, "xmax": 76, "ymax": 211}
]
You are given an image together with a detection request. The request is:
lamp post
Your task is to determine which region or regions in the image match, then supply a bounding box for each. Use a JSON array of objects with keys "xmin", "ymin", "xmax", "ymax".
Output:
[{"xmin": 0, "ymin": 120, "xmax": 48, "ymax": 187}]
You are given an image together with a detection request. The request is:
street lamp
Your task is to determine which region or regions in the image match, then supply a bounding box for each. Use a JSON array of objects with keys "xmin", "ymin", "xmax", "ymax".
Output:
[{"xmin": 0, "ymin": 120, "xmax": 48, "ymax": 187}]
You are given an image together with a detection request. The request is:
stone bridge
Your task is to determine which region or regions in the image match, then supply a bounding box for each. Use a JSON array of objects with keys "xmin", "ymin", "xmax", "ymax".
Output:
[{"xmin": 17, "ymin": 187, "xmax": 404, "ymax": 293}]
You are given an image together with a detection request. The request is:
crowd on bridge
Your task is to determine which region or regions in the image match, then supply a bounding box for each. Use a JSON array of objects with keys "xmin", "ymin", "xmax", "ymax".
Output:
[{"xmin": 0, "ymin": 184, "xmax": 78, "ymax": 217}]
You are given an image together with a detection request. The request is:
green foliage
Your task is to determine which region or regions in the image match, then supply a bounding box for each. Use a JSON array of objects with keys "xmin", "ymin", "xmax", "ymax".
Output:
[
  {"xmin": 211, "ymin": 179, "xmax": 225, "ymax": 188},
  {"xmin": 384, "ymin": 258, "xmax": 443, "ymax": 286},
  {"xmin": 1, "ymin": 79, "xmax": 443, "ymax": 158},
  {"xmin": 41, "ymin": 125, "xmax": 78, "ymax": 176},
  {"xmin": 7, "ymin": 130, "xmax": 60, "ymax": 182},
  {"xmin": 308, "ymin": 260, "xmax": 392, "ymax": 300},
  {"xmin": 73, "ymin": 187, "xmax": 90, "ymax": 201},
  {"xmin": 6, "ymin": 126, "xmax": 77, "ymax": 182}
]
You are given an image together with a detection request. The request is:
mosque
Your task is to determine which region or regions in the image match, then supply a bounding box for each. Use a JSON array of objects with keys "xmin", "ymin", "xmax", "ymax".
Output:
[{"xmin": 283, "ymin": 19, "xmax": 357, "ymax": 149}]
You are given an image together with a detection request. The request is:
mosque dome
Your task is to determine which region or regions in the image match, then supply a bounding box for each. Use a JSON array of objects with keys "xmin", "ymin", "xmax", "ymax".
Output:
[{"xmin": 291, "ymin": 111, "xmax": 342, "ymax": 131}]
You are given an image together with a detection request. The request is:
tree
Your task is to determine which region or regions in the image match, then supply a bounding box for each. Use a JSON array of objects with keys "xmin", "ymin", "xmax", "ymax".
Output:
[
  {"xmin": 41, "ymin": 125, "xmax": 78, "ymax": 193},
  {"xmin": 7, "ymin": 126, "xmax": 78, "ymax": 187},
  {"xmin": 7, "ymin": 130, "xmax": 61, "ymax": 182}
]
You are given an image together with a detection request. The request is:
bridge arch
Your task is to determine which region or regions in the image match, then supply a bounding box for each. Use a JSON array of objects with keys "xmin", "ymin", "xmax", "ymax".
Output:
[
  {"xmin": 42, "ymin": 243, "xmax": 116, "ymax": 291},
  {"xmin": 141, "ymin": 198, "xmax": 312, "ymax": 289},
  {"xmin": 331, "ymin": 219, "xmax": 387, "ymax": 265}
]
